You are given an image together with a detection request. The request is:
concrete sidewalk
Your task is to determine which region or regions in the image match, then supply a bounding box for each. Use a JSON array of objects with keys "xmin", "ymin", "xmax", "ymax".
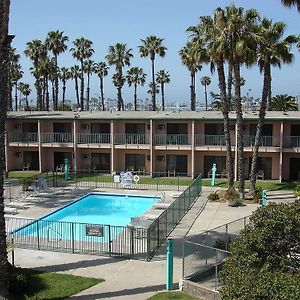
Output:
[{"xmin": 10, "ymin": 192, "xmax": 258, "ymax": 300}]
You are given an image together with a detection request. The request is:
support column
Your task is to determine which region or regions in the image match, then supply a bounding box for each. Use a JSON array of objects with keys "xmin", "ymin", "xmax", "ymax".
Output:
[
  {"xmin": 279, "ymin": 121, "xmax": 283, "ymax": 183},
  {"xmin": 38, "ymin": 120, "xmax": 42, "ymax": 173},
  {"xmin": 234, "ymin": 122, "xmax": 238, "ymax": 181},
  {"xmin": 191, "ymin": 121, "xmax": 195, "ymax": 178},
  {"xmin": 110, "ymin": 121, "xmax": 114, "ymax": 175},
  {"xmin": 5, "ymin": 130, "xmax": 8, "ymax": 172},
  {"xmin": 73, "ymin": 120, "xmax": 77, "ymax": 172},
  {"xmin": 150, "ymin": 119, "xmax": 153, "ymax": 176}
]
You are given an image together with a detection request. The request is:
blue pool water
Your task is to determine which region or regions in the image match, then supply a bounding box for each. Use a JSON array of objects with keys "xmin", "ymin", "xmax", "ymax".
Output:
[{"xmin": 15, "ymin": 193, "xmax": 157, "ymax": 242}]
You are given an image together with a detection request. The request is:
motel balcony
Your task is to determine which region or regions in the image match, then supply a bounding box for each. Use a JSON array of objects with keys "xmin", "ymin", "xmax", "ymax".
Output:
[
  {"xmin": 283, "ymin": 136, "xmax": 300, "ymax": 148},
  {"xmin": 154, "ymin": 134, "xmax": 192, "ymax": 146},
  {"xmin": 41, "ymin": 133, "xmax": 73, "ymax": 144},
  {"xmin": 114, "ymin": 133, "xmax": 149, "ymax": 145},
  {"xmin": 243, "ymin": 135, "xmax": 279, "ymax": 147},
  {"xmin": 7, "ymin": 132, "xmax": 38, "ymax": 144},
  {"xmin": 195, "ymin": 134, "xmax": 227, "ymax": 147},
  {"xmin": 77, "ymin": 133, "xmax": 111, "ymax": 144}
]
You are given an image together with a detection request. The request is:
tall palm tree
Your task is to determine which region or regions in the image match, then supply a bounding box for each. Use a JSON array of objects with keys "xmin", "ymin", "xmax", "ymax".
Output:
[
  {"xmin": 281, "ymin": 0, "xmax": 300, "ymax": 11},
  {"xmin": 272, "ymin": 94, "xmax": 298, "ymax": 111},
  {"xmin": 156, "ymin": 70, "xmax": 170, "ymax": 111},
  {"xmin": 147, "ymin": 82, "xmax": 160, "ymax": 97},
  {"xmin": 19, "ymin": 82, "xmax": 31, "ymax": 109},
  {"xmin": 8, "ymin": 47, "xmax": 21, "ymax": 110},
  {"xmin": 24, "ymin": 39, "xmax": 47, "ymax": 110},
  {"xmin": 106, "ymin": 43, "xmax": 133, "ymax": 111},
  {"xmin": 70, "ymin": 38, "xmax": 94, "ymax": 110},
  {"xmin": 188, "ymin": 14, "xmax": 235, "ymax": 188},
  {"xmin": 200, "ymin": 76, "xmax": 211, "ymax": 111},
  {"xmin": 59, "ymin": 67, "xmax": 71, "ymax": 110},
  {"xmin": 126, "ymin": 67, "xmax": 146, "ymax": 111},
  {"xmin": 83, "ymin": 59, "xmax": 94, "ymax": 111},
  {"xmin": 249, "ymin": 18, "xmax": 297, "ymax": 193},
  {"xmin": 93, "ymin": 61, "xmax": 109, "ymax": 111},
  {"xmin": 179, "ymin": 41, "xmax": 207, "ymax": 111},
  {"xmin": 139, "ymin": 36, "xmax": 167, "ymax": 111},
  {"xmin": 70, "ymin": 65, "xmax": 81, "ymax": 108},
  {"xmin": 0, "ymin": 1, "xmax": 11, "ymax": 296},
  {"xmin": 45, "ymin": 30, "xmax": 69, "ymax": 110},
  {"xmin": 11, "ymin": 63, "xmax": 23, "ymax": 111}
]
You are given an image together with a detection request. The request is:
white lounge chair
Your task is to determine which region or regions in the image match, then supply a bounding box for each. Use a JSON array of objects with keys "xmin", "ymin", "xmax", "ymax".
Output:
[
  {"xmin": 153, "ymin": 202, "xmax": 171, "ymax": 209},
  {"xmin": 4, "ymin": 207, "xmax": 18, "ymax": 215},
  {"xmin": 6, "ymin": 202, "xmax": 29, "ymax": 209}
]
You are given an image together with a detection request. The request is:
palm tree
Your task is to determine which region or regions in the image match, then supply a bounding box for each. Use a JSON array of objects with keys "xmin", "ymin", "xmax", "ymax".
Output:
[
  {"xmin": 147, "ymin": 82, "xmax": 160, "ymax": 97},
  {"xmin": 156, "ymin": 70, "xmax": 170, "ymax": 111},
  {"xmin": 93, "ymin": 61, "xmax": 109, "ymax": 111},
  {"xmin": 106, "ymin": 43, "xmax": 133, "ymax": 111},
  {"xmin": 0, "ymin": 0, "xmax": 11, "ymax": 296},
  {"xmin": 188, "ymin": 14, "xmax": 235, "ymax": 188},
  {"xmin": 59, "ymin": 67, "xmax": 71, "ymax": 110},
  {"xmin": 83, "ymin": 59, "xmax": 94, "ymax": 111},
  {"xmin": 139, "ymin": 36, "xmax": 167, "ymax": 111},
  {"xmin": 70, "ymin": 38, "xmax": 94, "ymax": 110},
  {"xmin": 200, "ymin": 76, "xmax": 211, "ymax": 111},
  {"xmin": 272, "ymin": 94, "xmax": 298, "ymax": 111},
  {"xmin": 179, "ymin": 41, "xmax": 207, "ymax": 111},
  {"xmin": 10, "ymin": 63, "xmax": 23, "ymax": 111},
  {"xmin": 281, "ymin": 0, "xmax": 300, "ymax": 11},
  {"xmin": 19, "ymin": 82, "xmax": 31, "ymax": 109},
  {"xmin": 24, "ymin": 39, "xmax": 47, "ymax": 110},
  {"xmin": 45, "ymin": 30, "xmax": 69, "ymax": 110},
  {"xmin": 70, "ymin": 65, "xmax": 81, "ymax": 108},
  {"xmin": 249, "ymin": 19, "xmax": 297, "ymax": 193},
  {"xmin": 126, "ymin": 67, "xmax": 146, "ymax": 111}
]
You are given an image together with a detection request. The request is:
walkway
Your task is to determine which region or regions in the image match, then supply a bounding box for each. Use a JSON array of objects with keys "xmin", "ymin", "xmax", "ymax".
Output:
[{"xmin": 10, "ymin": 188, "xmax": 258, "ymax": 300}]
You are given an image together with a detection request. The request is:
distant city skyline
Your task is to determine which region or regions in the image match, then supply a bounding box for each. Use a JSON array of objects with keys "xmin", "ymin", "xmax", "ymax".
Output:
[{"xmin": 10, "ymin": 0, "xmax": 300, "ymax": 107}]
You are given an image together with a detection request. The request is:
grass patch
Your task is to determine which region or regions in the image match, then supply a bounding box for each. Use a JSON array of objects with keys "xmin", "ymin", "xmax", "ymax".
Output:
[
  {"xmin": 9, "ymin": 266, "xmax": 103, "ymax": 300},
  {"xmin": 8, "ymin": 171, "xmax": 40, "ymax": 179},
  {"xmin": 148, "ymin": 291, "xmax": 201, "ymax": 300},
  {"xmin": 202, "ymin": 179, "xmax": 298, "ymax": 191}
]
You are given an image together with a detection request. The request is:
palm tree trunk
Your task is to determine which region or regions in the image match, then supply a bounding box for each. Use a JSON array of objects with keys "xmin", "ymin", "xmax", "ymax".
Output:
[
  {"xmin": 151, "ymin": 58, "xmax": 156, "ymax": 111},
  {"xmin": 62, "ymin": 80, "xmax": 66, "ymax": 111},
  {"xmin": 193, "ymin": 73, "xmax": 197, "ymax": 109},
  {"xmin": 267, "ymin": 83, "xmax": 272, "ymax": 111},
  {"xmin": 25, "ymin": 95, "xmax": 29, "ymax": 110},
  {"xmin": 161, "ymin": 83, "xmax": 165, "ymax": 111},
  {"xmin": 190, "ymin": 72, "xmax": 194, "ymax": 111},
  {"xmin": 204, "ymin": 84, "xmax": 208, "ymax": 111},
  {"xmin": 54, "ymin": 54, "xmax": 58, "ymax": 111},
  {"xmin": 250, "ymin": 63, "xmax": 271, "ymax": 193},
  {"xmin": 134, "ymin": 82, "xmax": 137, "ymax": 111},
  {"xmin": 75, "ymin": 76, "xmax": 80, "ymax": 108},
  {"xmin": 46, "ymin": 78, "xmax": 49, "ymax": 111},
  {"xmin": 216, "ymin": 60, "xmax": 234, "ymax": 188},
  {"xmin": 80, "ymin": 59, "xmax": 84, "ymax": 110},
  {"xmin": 227, "ymin": 62, "xmax": 233, "ymax": 111},
  {"xmin": 234, "ymin": 62, "xmax": 244, "ymax": 197},
  {"xmin": 100, "ymin": 77, "xmax": 105, "ymax": 111},
  {"xmin": 14, "ymin": 82, "xmax": 18, "ymax": 111},
  {"xmin": 86, "ymin": 73, "xmax": 90, "ymax": 111},
  {"xmin": 8, "ymin": 84, "xmax": 12, "ymax": 111},
  {"xmin": 0, "ymin": 5, "xmax": 12, "ymax": 294},
  {"xmin": 51, "ymin": 80, "xmax": 55, "ymax": 110}
]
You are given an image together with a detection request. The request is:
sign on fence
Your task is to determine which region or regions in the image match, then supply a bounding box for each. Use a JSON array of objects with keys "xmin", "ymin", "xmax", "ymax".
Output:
[
  {"xmin": 120, "ymin": 171, "xmax": 133, "ymax": 188},
  {"xmin": 86, "ymin": 225, "xmax": 104, "ymax": 237}
]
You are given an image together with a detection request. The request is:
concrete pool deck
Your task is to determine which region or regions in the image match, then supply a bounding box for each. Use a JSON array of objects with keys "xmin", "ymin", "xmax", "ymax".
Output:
[{"xmin": 7, "ymin": 187, "xmax": 259, "ymax": 300}]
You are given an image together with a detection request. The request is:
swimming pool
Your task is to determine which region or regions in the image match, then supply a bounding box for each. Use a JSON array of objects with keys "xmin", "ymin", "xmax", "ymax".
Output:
[{"xmin": 14, "ymin": 193, "xmax": 157, "ymax": 243}]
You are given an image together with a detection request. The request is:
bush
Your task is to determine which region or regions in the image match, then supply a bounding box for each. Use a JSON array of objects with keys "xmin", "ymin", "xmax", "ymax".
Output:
[
  {"xmin": 223, "ymin": 188, "xmax": 239, "ymax": 201},
  {"xmin": 252, "ymin": 187, "xmax": 263, "ymax": 203},
  {"xmin": 220, "ymin": 200, "xmax": 300, "ymax": 300},
  {"xmin": 208, "ymin": 191, "xmax": 220, "ymax": 201},
  {"xmin": 8, "ymin": 265, "xmax": 29, "ymax": 294}
]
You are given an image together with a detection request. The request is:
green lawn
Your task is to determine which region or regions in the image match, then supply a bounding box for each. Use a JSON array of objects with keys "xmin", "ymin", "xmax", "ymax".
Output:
[
  {"xmin": 10, "ymin": 267, "xmax": 103, "ymax": 300},
  {"xmin": 8, "ymin": 171, "xmax": 40, "ymax": 179},
  {"xmin": 148, "ymin": 291, "xmax": 201, "ymax": 300},
  {"xmin": 202, "ymin": 179, "xmax": 299, "ymax": 191}
]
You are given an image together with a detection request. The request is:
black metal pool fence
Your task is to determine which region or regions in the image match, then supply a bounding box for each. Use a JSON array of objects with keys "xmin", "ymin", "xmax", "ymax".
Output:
[{"xmin": 6, "ymin": 175, "xmax": 202, "ymax": 260}]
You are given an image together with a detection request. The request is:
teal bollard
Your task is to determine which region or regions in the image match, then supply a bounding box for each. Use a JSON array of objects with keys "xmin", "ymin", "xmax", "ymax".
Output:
[
  {"xmin": 211, "ymin": 163, "xmax": 217, "ymax": 187},
  {"xmin": 262, "ymin": 190, "xmax": 267, "ymax": 207},
  {"xmin": 64, "ymin": 158, "xmax": 69, "ymax": 181},
  {"xmin": 166, "ymin": 239, "xmax": 174, "ymax": 290}
]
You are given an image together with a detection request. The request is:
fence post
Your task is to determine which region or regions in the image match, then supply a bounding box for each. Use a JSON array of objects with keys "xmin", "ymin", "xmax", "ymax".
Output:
[
  {"xmin": 157, "ymin": 220, "xmax": 160, "ymax": 248},
  {"xmin": 36, "ymin": 221, "xmax": 40, "ymax": 250},
  {"xmin": 182, "ymin": 238, "xmax": 185, "ymax": 279},
  {"xmin": 108, "ymin": 225, "xmax": 112, "ymax": 257},
  {"xmin": 130, "ymin": 226, "xmax": 134, "ymax": 258},
  {"xmin": 177, "ymin": 175, "xmax": 180, "ymax": 191},
  {"xmin": 225, "ymin": 224, "xmax": 229, "ymax": 251},
  {"xmin": 215, "ymin": 249, "xmax": 218, "ymax": 291},
  {"xmin": 52, "ymin": 170, "xmax": 55, "ymax": 187},
  {"xmin": 11, "ymin": 235, "xmax": 15, "ymax": 266},
  {"xmin": 166, "ymin": 239, "xmax": 174, "ymax": 290},
  {"xmin": 156, "ymin": 176, "xmax": 159, "ymax": 191},
  {"xmin": 71, "ymin": 222, "xmax": 75, "ymax": 253},
  {"xmin": 146, "ymin": 227, "xmax": 151, "ymax": 261}
]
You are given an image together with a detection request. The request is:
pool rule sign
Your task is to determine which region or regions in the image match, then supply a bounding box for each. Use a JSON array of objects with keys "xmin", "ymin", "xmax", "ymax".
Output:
[{"xmin": 86, "ymin": 225, "xmax": 104, "ymax": 237}]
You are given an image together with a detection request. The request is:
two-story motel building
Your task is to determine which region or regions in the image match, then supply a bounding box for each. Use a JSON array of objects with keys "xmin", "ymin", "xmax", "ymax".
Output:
[{"xmin": 5, "ymin": 110, "xmax": 300, "ymax": 182}]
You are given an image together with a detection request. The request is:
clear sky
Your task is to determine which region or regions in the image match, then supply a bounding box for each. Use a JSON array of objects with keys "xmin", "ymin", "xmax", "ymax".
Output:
[{"xmin": 9, "ymin": 0, "xmax": 300, "ymax": 107}]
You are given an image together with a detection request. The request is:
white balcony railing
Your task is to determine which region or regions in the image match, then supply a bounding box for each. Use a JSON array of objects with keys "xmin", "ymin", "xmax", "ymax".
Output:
[
  {"xmin": 195, "ymin": 135, "xmax": 226, "ymax": 146},
  {"xmin": 77, "ymin": 133, "xmax": 110, "ymax": 144},
  {"xmin": 7, "ymin": 132, "xmax": 38, "ymax": 143},
  {"xmin": 41, "ymin": 133, "xmax": 73, "ymax": 143},
  {"xmin": 154, "ymin": 134, "xmax": 191, "ymax": 145},
  {"xmin": 283, "ymin": 136, "xmax": 300, "ymax": 148},
  {"xmin": 114, "ymin": 133, "xmax": 149, "ymax": 145}
]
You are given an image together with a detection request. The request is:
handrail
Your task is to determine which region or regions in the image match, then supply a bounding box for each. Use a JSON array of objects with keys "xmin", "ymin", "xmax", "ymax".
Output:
[
  {"xmin": 47, "ymin": 226, "xmax": 62, "ymax": 242},
  {"xmin": 154, "ymin": 191, "xmax": 166, "ymax": 203}
]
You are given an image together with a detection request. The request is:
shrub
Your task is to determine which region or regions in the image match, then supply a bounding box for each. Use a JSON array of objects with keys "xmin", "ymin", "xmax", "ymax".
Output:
[
  {"xmin": 208, "ymin": 192, "xmax": 220, "ymax": 201},
  {"xmin": 8, "ymin": 265, "xmax": 29, "ymax": 294},
  {"xmin": 220, "ymin": 200, "xmax": 300, "ymax": 300},
  {"xmin": 223, "ymin": 188, "xmax": 239, "ymax": 201}
]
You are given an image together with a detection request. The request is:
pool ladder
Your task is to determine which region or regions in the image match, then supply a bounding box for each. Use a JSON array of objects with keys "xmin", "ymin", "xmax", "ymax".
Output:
[
  {"xmin": 47, "ymin": 226, "xmax": 62, "ymax": 242},
  {"xmin": 154, "ymin": 192, "xmax": 166, "ymax": 203}
]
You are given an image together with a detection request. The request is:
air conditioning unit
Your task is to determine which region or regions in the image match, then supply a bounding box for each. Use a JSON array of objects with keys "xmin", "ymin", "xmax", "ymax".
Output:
[
  {"xmin": 156, "ymin": 156, "xmax": 165, "ymax": 161},
  {"xmin": 146, "ymin": 155, "xmax": 151, "ymax": 161},
  {"xmin": 81, "ymin": 123, "xmax": 90, "ymax": 130},
  {"xmin": 82, "ymin": 153, "xmax": 90, "ymax": 159},
  {"xmin": 14, "ymin": 124, "xmax": 22, "ymax": 129},
  {"xmin": 15, "ymin": 152, "xmax": 22, "ymax": 157},
  {"xmin": 156, "ymin": 124, "xmax": 165, "ymax": 130}
]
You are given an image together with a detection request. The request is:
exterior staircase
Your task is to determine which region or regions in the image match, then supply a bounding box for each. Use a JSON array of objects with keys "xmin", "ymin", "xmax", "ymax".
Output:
[{"xmin": 266, "ymin": 190, "xmax": 296, "ymax": 203}]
